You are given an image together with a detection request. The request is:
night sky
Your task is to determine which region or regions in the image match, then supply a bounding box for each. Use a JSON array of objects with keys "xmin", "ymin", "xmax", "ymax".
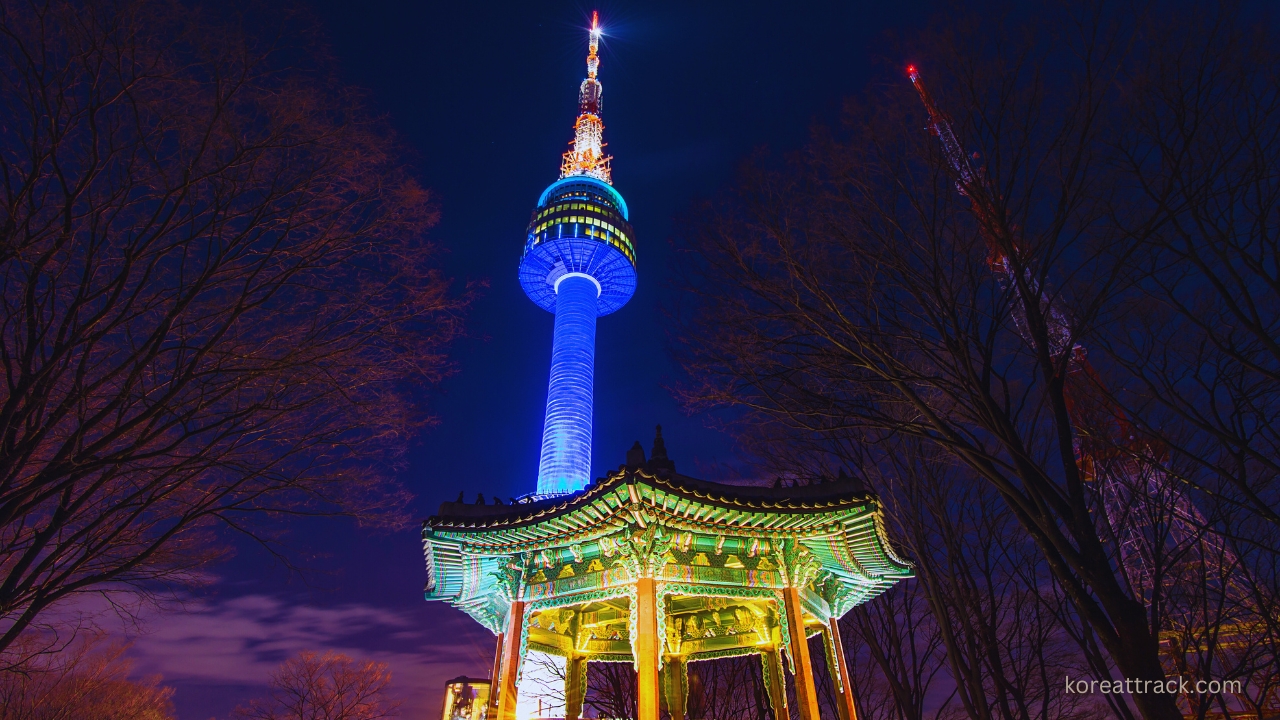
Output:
[{"xmin": 121, "ymin": 2, "xmax": 934, "ymax": 717}]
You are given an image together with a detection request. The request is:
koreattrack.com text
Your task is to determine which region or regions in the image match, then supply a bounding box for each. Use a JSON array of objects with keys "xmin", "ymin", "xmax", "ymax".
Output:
[{"xmin": 1065, "ymin": 677, "xmax": 1244, "ymax": 695}]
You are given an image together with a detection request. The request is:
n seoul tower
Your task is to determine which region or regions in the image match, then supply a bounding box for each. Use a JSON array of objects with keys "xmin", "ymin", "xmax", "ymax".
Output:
[{"xmin": 520, "ymin": 12, "xmax": 636, "ymax": 497}]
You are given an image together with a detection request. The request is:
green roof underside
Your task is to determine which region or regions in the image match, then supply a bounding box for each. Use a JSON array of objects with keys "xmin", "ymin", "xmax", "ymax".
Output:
[{"xmin": 423, "ymin": 469, "xmax": 913, "ymax": 634}]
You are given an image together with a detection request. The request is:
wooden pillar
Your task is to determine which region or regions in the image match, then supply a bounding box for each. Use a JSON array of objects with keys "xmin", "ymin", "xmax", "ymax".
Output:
[
  {"xmin": 825, "ymin": 617, "xmax": 859, "ymax": 720},
  {"xmin": 486, "ymin": 632, "xmax": 504, "ymax": 719},
  {"xmin": 565, "ymin": 656, "xmax": 588, "ymax": 720},
  {"xmin": 661, "ymin": 656, "xmax": 688, "ymax": 720},
  {"xmin": 782, "ymin": 586, "xmax": 821, "ymax": 720},
  {"xmin": 495, "ymin": 601, "xmax": 525, "ymax": 720},
  {"xmin": 635, "ymin": 577, "xmax": 660, "ymax": 720},
  {"xmin": 761, "ymin": 647, "xmax": 789, "ymax": 720}
]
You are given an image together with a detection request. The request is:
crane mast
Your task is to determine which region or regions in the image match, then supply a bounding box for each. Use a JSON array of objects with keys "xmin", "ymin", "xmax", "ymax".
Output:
[
  {"xmin": 908, "ymin": 66, "xmax": 1077, "ymax": 359},
  {"xmin": 907, "ymin": 66, "xmax": 980, "ymax": 187},
  {"xmin": 905, "ymin": 65, "xmax": 1272, "ymax": 718}
]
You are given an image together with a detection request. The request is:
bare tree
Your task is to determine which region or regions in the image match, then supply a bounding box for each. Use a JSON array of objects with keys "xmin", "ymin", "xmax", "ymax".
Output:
[
  {"xmin": 1096, "ymin": 9, "xmax": 1280, "ymax": 715},
  {"xmin": 234, "ymin": 651, "xmax": 400, "ymax": 720},
  {"xmin": 885, "ymin": 446, "xmax": 1096, "ymax": 720},
  {"xmin": 836, "ymin": 580, "xmax": 947, "ymax": 720},
  {"xmin": 748, "ymin": 432, "xmax": 1108, "ymax": 720},
  {"xmin": 586, "ymin": 661, "xmax": 636, "ymax": 720},
  {"xmin": 520, "ymin": 651, "xmax": 568, "ymax": 718},
  {"xmin": 0, "ymin": 0, "xmax": 464, "ymax": 655},
  {"xmin": 667, "ymin": 4, "xmax": 1279, "ymax": 720},
  {"xmin": 0, "ymin": 632, "xmax": 174, "ymax": 720},
  {"xmin": 686, "ymin": 655, "xmax": 774, "ymax": 720},
  {"xmin": 1098, "ymin": 1, "xmax": 1280, "ymax": 537}
]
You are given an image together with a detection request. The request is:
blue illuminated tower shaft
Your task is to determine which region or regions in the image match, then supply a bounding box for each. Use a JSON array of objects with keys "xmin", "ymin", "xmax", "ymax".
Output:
[
  {"xmin": 519, "ymin": 15, "xmax": 636, "ymax": 497},
  {"xmin": 537, "ymin": 275, "xmax": 599, "ymax": 493}
]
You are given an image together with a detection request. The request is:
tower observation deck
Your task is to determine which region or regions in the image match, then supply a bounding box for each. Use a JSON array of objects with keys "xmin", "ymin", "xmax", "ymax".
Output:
[{"xmin": 520, "ymin": 12, "xmax": 636, "ymax": 496}]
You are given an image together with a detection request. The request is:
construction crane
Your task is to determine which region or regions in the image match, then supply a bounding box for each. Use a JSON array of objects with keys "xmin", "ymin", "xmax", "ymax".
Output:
[{"xmin": 905, "ymin": 64, "xmax": 1276, "ymax": 720}]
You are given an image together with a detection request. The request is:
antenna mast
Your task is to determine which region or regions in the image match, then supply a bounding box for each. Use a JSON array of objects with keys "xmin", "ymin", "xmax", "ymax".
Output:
[{"xmin": 561, "ymin": 11, "xmax": 612, "ymax": 183}]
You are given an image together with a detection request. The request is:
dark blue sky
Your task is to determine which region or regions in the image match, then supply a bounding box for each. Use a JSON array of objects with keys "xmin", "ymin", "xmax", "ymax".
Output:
[{"xmin": 139, "ymin": 2, "xmax": 935, "ymax": 717}]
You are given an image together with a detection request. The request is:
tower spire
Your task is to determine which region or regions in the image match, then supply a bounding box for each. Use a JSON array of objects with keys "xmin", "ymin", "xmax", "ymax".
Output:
[
  {"xmin": 560, "ymin": 11, "xmax": 612, "ymax": 183},
  {"xmin": 587, "ymin": 10, "xmax": 600, "ymax": 79}
]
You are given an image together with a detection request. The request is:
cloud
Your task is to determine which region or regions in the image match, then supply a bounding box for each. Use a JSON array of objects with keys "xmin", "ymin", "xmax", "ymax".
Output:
[{"xmin": 121, "ymin": 595, "xmax": 495, "ymax": 719}]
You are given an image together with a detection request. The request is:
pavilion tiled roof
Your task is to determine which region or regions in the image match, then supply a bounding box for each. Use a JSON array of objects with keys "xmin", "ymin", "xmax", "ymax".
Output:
[{"xmin": 423, "ymin": 466, "xmax": 912, "ymax": 634}]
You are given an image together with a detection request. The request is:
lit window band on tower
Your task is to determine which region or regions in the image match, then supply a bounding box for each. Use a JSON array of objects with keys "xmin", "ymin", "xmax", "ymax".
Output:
[{"xmin": 520, "ymin": 12, "xmax": 637, "ymax": 496}]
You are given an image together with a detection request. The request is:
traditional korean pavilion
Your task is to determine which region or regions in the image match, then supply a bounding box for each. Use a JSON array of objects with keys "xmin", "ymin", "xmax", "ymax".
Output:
[
  {"xmin": 424, "ymin": 430, "xmax": 911, "ymax": 720},
  {"xmin": 423, "ymin": 13, "xmax": 911, "ymax": 720}
]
